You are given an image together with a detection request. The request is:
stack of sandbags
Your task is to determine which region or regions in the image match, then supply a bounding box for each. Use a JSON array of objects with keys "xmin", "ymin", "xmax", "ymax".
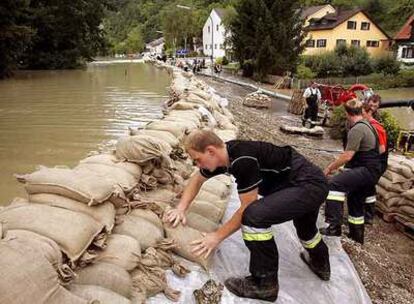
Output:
[
  {"xmin": 243, "ymin": 91, "xmax": 272, "ymax": 109},
  {"xmin": 376, "ymin": 154, "xmax": 414, "ymax": 228},
  {"xmin": 165, "ymin": 174, "xmax": 233, "ymax": 269}
]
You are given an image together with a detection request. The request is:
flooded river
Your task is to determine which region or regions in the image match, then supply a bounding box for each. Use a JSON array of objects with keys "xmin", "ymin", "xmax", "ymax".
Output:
[
  {"xmin": 378, "ymin": 87, "xmax": 414, "ymax": 130},
  {"xmin": 0, "ymin": 62, "xmax": 170, "ymax": 205}
]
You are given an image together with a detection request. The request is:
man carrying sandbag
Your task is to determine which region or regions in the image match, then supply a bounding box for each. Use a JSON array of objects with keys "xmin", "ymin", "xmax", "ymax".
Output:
[
  {"xmin": 321, "ymin": 99, "xmax": 383, "ymax": 244},
  {"xmin": 164, "ymin": 129, "xmax": 330, "ymax": 302}
]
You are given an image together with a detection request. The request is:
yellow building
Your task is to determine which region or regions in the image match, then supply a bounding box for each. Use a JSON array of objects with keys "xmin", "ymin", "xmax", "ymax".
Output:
[{"xmin": 303, "ymin": 8, "xmax": 391, "ymax": 57}]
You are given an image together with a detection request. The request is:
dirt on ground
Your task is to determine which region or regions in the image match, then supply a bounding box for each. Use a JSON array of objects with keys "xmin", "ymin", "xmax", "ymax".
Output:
[{"xmin": 201, "ymin": 76, "xmax": 414, "ymax": 304}]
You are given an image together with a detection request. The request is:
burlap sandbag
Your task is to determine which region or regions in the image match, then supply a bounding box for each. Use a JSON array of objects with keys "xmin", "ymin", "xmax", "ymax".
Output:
[
  {"xmin": 399, "ymin": 205, "xmax": 414, "ymax": 218},
  {"xmin": 29, "ymin": 194, "xmax": 115, "ymax": 232},
  {"xmin": 383, "ymin": 170, "xmax": 408, "ymax": 183},
  {"xmin": 378, "ymin": 176, "xmax": 407, "ymax": 193},
  {"xmin": 382, "ymin": 197, "xmax": 402, "ymax": 208},
  {"xmin": 194, "ymin": 174, "xmax": 232, "ymax": 212},
  {"xmin": 402, "ymin": 188, "xmax": 414, "ymax": 201},
  {"xmin": 115, "ymin": 135, "xmax": 173, "ymax": 169},
  {"xmin": 0, "ymin": 241, "xmax": 92, "ymax": 304},
  {"xmin": 129, "ymin": 209, "xmax": 163, "ymax": 230},
  {"xmin": 132, "ymin": 188, "xmax": 177, "ymax": 205},
  {"xmin": 168, "ymin": 101, "xmax": 197, "ymax": 111},
  {"xmin": 145, "ymin": 120, "xmax": 189, "ymax": 139},
  {"xmin": 152, "ymin": 168, "xmax": 174, "ymax": 185},
  {"xmin": 16, "ymin": 166, "xmax": 123, "ymax": 206},
  {"xmin": 74, "ymin": 262, "xmax": 132, "ymax": 298},
  {"xmin": 113, "ymin": 216, "xmax": 164, "ymax": 251},
  {"xmin": 97, "ymin": 234, "xmax": 141, "ymax": 271},
  {"xmin": 186, "ymin": 212, "xmax": 219, "ymax": 233},
  {"xmin": 131, "ymin": 264, "xmax": 180, "ymax": 301},
  {"xmin": 164, "ymin": 224, "xmax": 213, "ymax": 269},
  {"xmin": 397, "ymin": 198, "xmax": 414, "ymax": 207},
  {"xmin": 213, "ymin": 111, "xmax": 238, "ymax": 131},
  {"xmin": 188, "ymin": 200, "xmax": 224, "ymax": 224},
  {"xmin": 68, "ymin": 284, "xmax": 131, "ymax": 304},
  {"xmin": 129, "ymin": 129, "xmax": 180, "ymax": 148},
  {"xmin": 75, "ymin": 163, "xmax": 138, "ymax": 193},
  {"xmin": 162, "ymin": 116, "xmax": 199, "ymax": 129},
  {"xmin": 80, "ymin": 154, "xmax": 143, "ymax": 179},
  {"xmin": 376, "ymin": 185, "xmax": 400, "ymax": 200},
  {"xmin": 387, "ymin": 160, "xmax": 414, "ymax": 179},
  {"xmin": 0, "ymin": 204, "xmax": 105, "ymax": 262},
  {"xmin": 173, "ymin": 159, "xmax": 194, "ymax": 179}
]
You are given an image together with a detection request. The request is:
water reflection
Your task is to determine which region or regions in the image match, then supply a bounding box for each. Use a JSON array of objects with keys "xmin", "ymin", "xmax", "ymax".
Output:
[{"xmin": 0, "ymin": 62, "xmax": 170, "ymax": 205}]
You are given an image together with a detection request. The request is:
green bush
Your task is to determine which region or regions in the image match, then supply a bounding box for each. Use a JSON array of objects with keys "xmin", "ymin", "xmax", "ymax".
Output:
[
  {"xmin": 378, "ymin": 110, "xmax": 401, "ymax": 148},
  {"xmin": 374, "ymin": 55, "xmax": 400, "ymax": 75},
  {"xmin": 222, "ymin": 56, "xmax": 229, "ymax": 65},
  {"xmin": 328, "ymin": 105, "xmax": 347, "ymax": 140},
  {"xmin": 187, "ymin": 51, "xmax": 199, "ymax": 58},
  {"xmin": 296, "ymin": 64, "xmax": 316, "ymax": 79}
]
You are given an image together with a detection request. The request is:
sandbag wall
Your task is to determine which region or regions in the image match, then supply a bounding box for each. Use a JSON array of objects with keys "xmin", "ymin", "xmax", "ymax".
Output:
[
  {"xmin": 0, "ymin": 64, "xmax": 238, "ymax": 303},
  {"xmin": 376, "ymin": 154, "xmax": 414, "ymax": 230}
]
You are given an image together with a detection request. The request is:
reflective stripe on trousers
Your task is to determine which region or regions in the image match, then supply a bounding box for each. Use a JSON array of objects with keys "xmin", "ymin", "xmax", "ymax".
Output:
[
  {"xmin": 241, "ymin": 225, "xmax": 273, "ymax": 241},
  {"xmin": 348, "ymin": 215, "xmax": 364, "ymax": 225},
  {"xmin": 301, "ymin": 231, "xmax": 322, "ymax": 249},
  {"xmin": 327, "ymin": 191, "xmax": 346, "ymax": 202},
  {"xmin": 365, "ymin": 195, "xmax": 376, "ymax": 204}
]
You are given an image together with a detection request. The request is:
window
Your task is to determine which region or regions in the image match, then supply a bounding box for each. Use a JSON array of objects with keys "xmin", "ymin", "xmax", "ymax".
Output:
[
  {"xmin": 220, "ymin": 44, "xmax": 224, "ymax": 49},
  {"xmin": 317, "ymin": 39, "xmax": 327, "ymax": 48},
  {"xmin": 214, "ymin": 44, "xmax": 217, "ymax": 49},
  {"xmin": 205, "ymin": 44, "xmax": 208, "ymax": 49},
  {"xmin": 336, "ymin": 39, "xmax": 346, "ymax": 46},
  {"xmin": 305, "ymin": 39, "xmax": 315, "ymax": 47},
  {"xmin": 347, "ymin": 21, "xmax": 357, "ymax": 30},
  {"xmin": 366, "ymin": 40, "xmax": 379, "ymax": 47},
  {"xmin": 361, "ymin": 22, "xmax": 370, "ymax": 30},
  {"xmin": 402, "ymin": 47, "xmax": 414, "ymax": 58},
  {"xmin": 208, "ymin": 26, "xmax": 210, "ymax": 33},
  {"xmin": 216, "ymin": 24, "xmax": 219, "ymax": 31},
  {"xmin": 351, "ymin": 40, "xmax": 360, "ymax": 47}
]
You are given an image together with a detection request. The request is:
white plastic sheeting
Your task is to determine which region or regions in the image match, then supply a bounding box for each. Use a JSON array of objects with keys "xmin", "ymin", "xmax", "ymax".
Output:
[{"xmin": 149, "ymin": 182, "xmax": 372, "ymax": 304}]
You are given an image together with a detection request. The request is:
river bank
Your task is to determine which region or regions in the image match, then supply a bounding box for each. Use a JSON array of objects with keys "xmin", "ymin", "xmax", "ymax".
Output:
[{"xmin": 198, "ymin": 75, "xmax": 414, "ymax": 304}]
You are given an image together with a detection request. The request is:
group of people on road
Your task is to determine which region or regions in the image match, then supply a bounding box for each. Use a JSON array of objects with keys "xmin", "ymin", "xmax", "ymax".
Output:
[{"xmin": 163, "ymin": 92, "xmax": 387, "ymax": 302}]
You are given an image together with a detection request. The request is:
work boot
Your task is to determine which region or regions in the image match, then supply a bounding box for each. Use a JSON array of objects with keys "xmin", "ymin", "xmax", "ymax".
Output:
[
  {"xmin": 300, "ymin": 241, "xmax": 331, "ymax": 281},
  {"xmin": 348, "ymin": 223, "xmax": 364, "ymax": 244},
  {"xmin": 224, "ymin": 275, "xmax": 278, "ymax": 302},
  {"xmin": 319, "ymin": 224, "xmax": 341, "ymax": 236},
  {"xmin": 364, "ymin": 204, "xmax": 375, "ymax": 225}
]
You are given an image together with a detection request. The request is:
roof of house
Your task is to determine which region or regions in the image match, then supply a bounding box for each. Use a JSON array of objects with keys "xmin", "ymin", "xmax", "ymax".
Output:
[
  {"xmin": 146, "ymin": 37, "xmax": 164, "ymax": 47},
  {"xmin": 301, "ymin": 5, "xmax": 330, "ymax": 19},
  {"xmin": 213, "ymin": 8, "xmax": 230, "ymax": 20},
  {"xmin": 305, "ymin": 8, "xmax": 390, "ymax": 39},
  {"xmin": 394, "ymin": 15, "xmax": 414, "ymax": 40}
]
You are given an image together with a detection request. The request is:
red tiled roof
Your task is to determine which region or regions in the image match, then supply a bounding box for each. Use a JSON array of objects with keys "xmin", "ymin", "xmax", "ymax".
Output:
[{"xmin": 394, "ymin": 15, "xmax": 414, "ymax": 40}]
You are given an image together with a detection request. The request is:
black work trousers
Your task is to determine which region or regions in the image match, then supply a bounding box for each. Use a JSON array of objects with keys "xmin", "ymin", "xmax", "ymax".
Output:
[
  {"xmin": 241, "ymin": 179, "xmax": 328, "ymax": 278},
  {"xmin": 304, "ymin": 99, "xmax": 318, "ymax": 122},
  {"xmin": 325, "ymin": 167, "xmax": 379, "ymax": 226}
]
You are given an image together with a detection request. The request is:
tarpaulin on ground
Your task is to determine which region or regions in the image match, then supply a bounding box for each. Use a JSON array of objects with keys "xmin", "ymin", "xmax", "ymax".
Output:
[{"xmin": 148, "ymin": 181, "xmax": 372, "ymax": 304}]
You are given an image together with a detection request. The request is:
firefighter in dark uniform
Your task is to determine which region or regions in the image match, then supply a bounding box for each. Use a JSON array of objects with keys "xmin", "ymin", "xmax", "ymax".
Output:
[
  {"xmin": 321, "ymin": 99, "xmax": 382, "ymax": 244},
  {"xmin": 164, "ymin": 130, "xmax": 330, "ymax": 302},
  {"xmin": 302, "ymin": 82, "xmax": 321, "ymax": 127}
]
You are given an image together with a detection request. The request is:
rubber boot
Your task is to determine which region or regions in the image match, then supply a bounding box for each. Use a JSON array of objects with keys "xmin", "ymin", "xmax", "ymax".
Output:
[
  {"xmin": 300, "ymin": 241, "xmax": 331, "ymax": 281},
  {"xmin": 348, "ymin": 223, "xmax": 364, "ymax": 244},
  {"xmin": 224, "ymin": 275, "xmax": 278, "ymax": 302},
  {"xmin": 320, "ymin": 224, "xmax": 341, "ymax": 236},
  {"xmin": 364, "ymin": 204, "xmax": 375, "ymax": 225}
]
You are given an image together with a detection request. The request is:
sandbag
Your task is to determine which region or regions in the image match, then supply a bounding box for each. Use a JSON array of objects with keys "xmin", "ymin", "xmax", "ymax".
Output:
[
  {"xmin": 387, "ymin": 161, "xmax": 414, "ymax": 179},
  {"xmin": 74, "ymin": 262, "xmax": 132, "ymax": 298},
  {"xmin": 186, "ymin": 212, "xmax": 219, "ymax": 233},
  {"xmin": 129, "ymin": 129, "xmax": 180, "ymax": 148},
  {"xmin": 188, "ymin": 200, "xmax": 224, "ymax": 224},
  {"xmin": 381, "ymin": 197, "xmax": 402, "ymax": 208},
  {"xmin": 145, "ymin": 120, "xmax": 189, "ymax": 139},
  {"xmin": 115, "ymin": 135, "xmax": 173, "ymax": 168},
  {"xmin": 399, "ymin": 205, "xmax": 414, "ymax": 218},
  {"xmin": 168, "ymin": 101, "xmax": 197, "ymax": 111},
  {"xmin": 152, "ymin": 168, "xmax": 174, "ymax": 185},
  {"xmin": 383, "ymin": 170, "xmax": 409, "ymax": 183},
  {"xmin": 131, "ymin": 264, "xmax": 180, "ymax": 301},
  {"xmin": 378, "ymin": 176, "xmax": 407, "ymax": 193},
  {"xmin": 214, "ymin": 129, "xmax": 237, "ymax": 142},
  {"xmin": 164, "ymin": 224, "xmax": 213, "ymax": 269},
  {"xmin": 80, "ymin": 154, "xmax": 142, "ymax": 178},
  {"xmin": 402, "ymin": 188, "xmax": 414, "ymax": 201},
  {"xmin": 97, "ymin": 234, "xmax": 141, "ymax": 271},
  {"xmin": 0, "ymin": 204, "xmax": 105, "ymax": 262},
  {"xmin": 113, "ymin": 216, "xmax": 164, "ymax": 251},
  {"xmin": 162, "ymin": 116, "xmax": 199, "ymax": 129},
  {"xmin": 68, "ymin": 284, "xmax": 131, "ymax": 304},
  {"xmin": 75, "ymin": 163, "xmax": 138, "ymax": 193},
  {"xmin": 0, "ymin": 241, "xmax": 90, "ymax": 304},
  {"xmin": 5, "ymin": 229, "xmax": 63, "ymax": 272},
  {"xmin": 132, "ymin": 188, "xmax": 177, "ymax": 205},
  {"xmin": 173, "ymin": 159, "xmax": 194, "ymax": 179},
  {"xmin": 16, "ymin": 166, "xmax": 123, "ymax": 206},
  {"xmin": 29, "ymin": 194, "xmax": 115, "ymax": 232},
  {"xmin": 129, "ymin": 209, "xmax": 163, "ymax": 230}
]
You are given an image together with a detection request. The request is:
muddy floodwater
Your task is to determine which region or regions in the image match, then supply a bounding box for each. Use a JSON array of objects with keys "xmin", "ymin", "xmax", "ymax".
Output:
[{"xmin": 0, "ymin": 61, "xmax": 170, "ymax": 205}]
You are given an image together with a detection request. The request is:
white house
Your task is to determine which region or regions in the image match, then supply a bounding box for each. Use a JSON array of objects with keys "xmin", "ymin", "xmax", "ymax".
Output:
[
  {"xmin": 202, "ymin": 8, "xmax": 230, "ymax": 59},
  {"xmin": 145, "ymin": 37, "xmax": 164, "ymax": 56},
  {"xmin": 394, "ymin": 15, "xmax": 414, "ymax": 64}
]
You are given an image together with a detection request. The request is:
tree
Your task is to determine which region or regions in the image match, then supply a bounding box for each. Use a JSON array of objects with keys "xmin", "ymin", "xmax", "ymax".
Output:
[
  {"xmin": 229, "ymin": 0, "xmax": 305, "ymax": 80},
  {"xmin": 0, "ymin": 0, "xmax": 34, "ymax": 78}
]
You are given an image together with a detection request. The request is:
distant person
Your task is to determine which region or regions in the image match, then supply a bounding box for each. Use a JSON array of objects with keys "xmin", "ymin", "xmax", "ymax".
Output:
[{"xmin": 302, "ymin": 82, "xmax": 322, "ymax": 128}]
